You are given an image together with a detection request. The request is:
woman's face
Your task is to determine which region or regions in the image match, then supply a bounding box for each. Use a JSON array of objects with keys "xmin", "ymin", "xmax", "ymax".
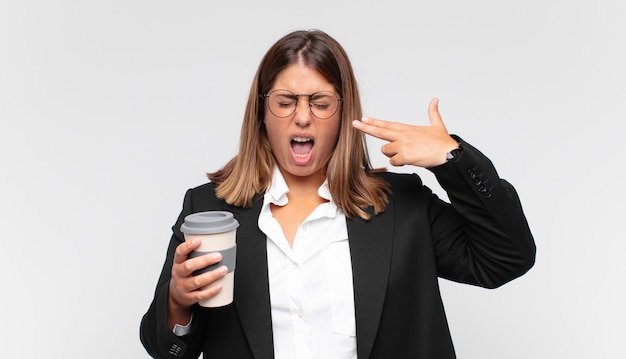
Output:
[{"xmin": 263, "ymin": 63, "xmax": 341, "ymax": 182}]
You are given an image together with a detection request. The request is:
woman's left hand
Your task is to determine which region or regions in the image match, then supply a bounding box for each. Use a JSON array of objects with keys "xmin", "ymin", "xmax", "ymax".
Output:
[{"xmin": 352, "ymin": 98, "xmax": 460, "ymax": 168}]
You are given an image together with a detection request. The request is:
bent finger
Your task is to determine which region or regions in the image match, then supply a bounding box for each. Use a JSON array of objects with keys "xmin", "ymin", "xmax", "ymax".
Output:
[
  {"xmin": 185, "ymin": 265, "xmax": 229, "ymax": 293},
  {"xmin": 174, "ymin": 239, "xmax": 201, "ymax": 264}
]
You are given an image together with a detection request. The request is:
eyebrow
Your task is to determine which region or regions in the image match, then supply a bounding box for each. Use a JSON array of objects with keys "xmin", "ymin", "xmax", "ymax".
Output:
[{"xmin": 275, "ymin": 91, "xmax": 334, "ymax": 97}]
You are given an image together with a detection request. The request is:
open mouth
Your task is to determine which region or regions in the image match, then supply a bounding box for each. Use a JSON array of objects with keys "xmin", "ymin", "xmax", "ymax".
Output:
[{"xmin": 291, "ymin": 136, "xmax": 314, "ymax": 158}]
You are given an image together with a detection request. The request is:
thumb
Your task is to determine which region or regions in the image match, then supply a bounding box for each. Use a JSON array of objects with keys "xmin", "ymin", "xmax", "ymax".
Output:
[{"xmin": 428, "ymin": 97, "xmax": 447, "ymax": 129}]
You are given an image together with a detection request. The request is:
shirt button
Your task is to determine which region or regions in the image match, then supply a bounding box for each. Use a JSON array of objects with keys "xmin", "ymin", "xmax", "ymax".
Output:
[{"xmin": 297, "ymin": 310, "xmax": 304, "ymax": 318}]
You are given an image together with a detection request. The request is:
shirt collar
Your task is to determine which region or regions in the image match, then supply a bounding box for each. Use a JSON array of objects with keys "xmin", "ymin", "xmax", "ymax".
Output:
[{"xmin": 266, "ymin": 166, "xmax": 290, "ymax": 206}]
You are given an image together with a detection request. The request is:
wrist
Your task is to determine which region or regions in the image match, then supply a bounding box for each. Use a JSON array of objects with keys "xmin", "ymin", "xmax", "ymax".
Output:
[
  {"xmin": 445, "ymin": 143, "xmax": 463, "ymax": 162},
  {"xmin": 167, "ymin": 290, "xmax": 193, "ymax": 330}
]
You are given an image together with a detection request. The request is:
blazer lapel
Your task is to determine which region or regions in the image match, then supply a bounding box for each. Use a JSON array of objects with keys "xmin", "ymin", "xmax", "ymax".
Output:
[
  {"xmin": 225, "ymin": 197, "xmax": 394, "ymax": 359},
  {"xmin": 347, "ymin": 203, "xmax": 394, "ymax": 359},
  {"xmin": 227, "ymin": 200, "xmax": 275, "ymax": 359}
]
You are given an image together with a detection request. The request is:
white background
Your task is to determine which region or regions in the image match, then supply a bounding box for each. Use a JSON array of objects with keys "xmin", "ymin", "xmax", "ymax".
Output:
[{"xmin": 1, "ymin": 0, "xmax": 624, "ymax": 358}]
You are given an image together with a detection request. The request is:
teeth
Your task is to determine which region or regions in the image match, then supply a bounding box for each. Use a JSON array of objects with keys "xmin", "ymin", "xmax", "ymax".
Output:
[{"xmin": 292, "ymin": 137, "xmax": 312, "ymax": 142}]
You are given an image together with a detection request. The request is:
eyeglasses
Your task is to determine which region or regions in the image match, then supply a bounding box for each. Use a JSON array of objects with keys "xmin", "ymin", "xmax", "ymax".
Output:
[{"xmin": 261, "ymin": 89, "xmax": 343, "ymax": 119}]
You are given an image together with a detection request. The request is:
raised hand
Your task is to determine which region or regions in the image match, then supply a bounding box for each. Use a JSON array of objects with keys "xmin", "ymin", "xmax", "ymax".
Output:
[{"xmin": 352, "ymin": 98, "xmax": 460, "ymax": 168}]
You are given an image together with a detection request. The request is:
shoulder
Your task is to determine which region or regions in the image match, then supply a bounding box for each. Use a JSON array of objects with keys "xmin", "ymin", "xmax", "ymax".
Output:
[
  {"xmin": 183, "ymin": 181, "xmax": 226, "ymax": 210},
  {"xmin": 188, "ymin": 181, "xmax": 218, "ymax": 196},
  {"xmin": 371, "ymin": 171, "xmax": 433, "ymax": 205},
  {"xmin": 374, "ymin": 171, "xmax": 425, "ymax": 189}
]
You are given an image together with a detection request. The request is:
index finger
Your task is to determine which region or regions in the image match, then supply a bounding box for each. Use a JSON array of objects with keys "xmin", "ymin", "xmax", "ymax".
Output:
[
  {"xmin": 352, "ymin": 117, "xmax": 406, "ymax": 142},
  {"xmin": 174, "ymin": 238, "xmax": 201, "ymax": 264}
]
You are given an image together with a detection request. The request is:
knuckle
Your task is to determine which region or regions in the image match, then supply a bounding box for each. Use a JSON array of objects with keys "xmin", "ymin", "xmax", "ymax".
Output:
[
  {"xmin": 174, "ymin": 246, "xmax": 190, "ymax": 263},
  {"xmin": 181, "ymin": 260, "xmax": 194, "ymax": 273},
  {"xmin": 191, "ymin": 275, "xmax": 203, "ymax": 288},
  {"xmin": 175, "ymin": 241, "xmax": 187, "ymax": 255}
]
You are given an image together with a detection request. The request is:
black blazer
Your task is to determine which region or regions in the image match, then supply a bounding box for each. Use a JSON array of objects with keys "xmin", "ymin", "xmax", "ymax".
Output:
[{"xmin": 140, "ymin": 138, "xmax": 536, "ymax": 359}]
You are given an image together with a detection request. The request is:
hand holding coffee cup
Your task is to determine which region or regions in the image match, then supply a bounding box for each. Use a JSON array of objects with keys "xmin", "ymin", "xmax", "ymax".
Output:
[{"xmin": 180, "ymin": 211, "xmax": 239, "ymax": 307}]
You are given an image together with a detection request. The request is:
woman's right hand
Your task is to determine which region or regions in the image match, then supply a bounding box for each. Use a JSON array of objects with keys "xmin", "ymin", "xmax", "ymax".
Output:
[{"xmin": 167, "ymin": 238, "xmax": 228, "ymax": 329}]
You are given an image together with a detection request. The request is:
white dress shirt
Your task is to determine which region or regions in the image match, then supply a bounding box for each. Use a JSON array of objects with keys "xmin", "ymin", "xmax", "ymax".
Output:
[
  {"xmin": 258, "ymin": 167, "xmax": 357, "ymax": 359},
  {"xmin": 173, "ymin": 168, "xmax": 357, "ymax": 358}
]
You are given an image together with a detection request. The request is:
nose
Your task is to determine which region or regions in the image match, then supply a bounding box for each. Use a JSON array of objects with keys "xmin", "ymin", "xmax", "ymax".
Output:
[{"xmin": 293, "ymin": 98, "xmax": 313, "ymax": 126}]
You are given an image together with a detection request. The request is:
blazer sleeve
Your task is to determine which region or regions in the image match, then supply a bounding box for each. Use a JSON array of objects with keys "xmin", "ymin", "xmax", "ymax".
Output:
[
  {"xmin": 427, "ymin": 136, "xmax": 536, "ymax": 288},
  {"xmin": 140, "ymin": 189, "xmax": 208, "ymax": 359}
]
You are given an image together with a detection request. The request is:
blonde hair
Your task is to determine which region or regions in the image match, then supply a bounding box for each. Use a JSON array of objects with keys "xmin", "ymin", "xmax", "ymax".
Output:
[{"xmin": 209, "ymin": 29, "xmax": 389, "ymax": 220}]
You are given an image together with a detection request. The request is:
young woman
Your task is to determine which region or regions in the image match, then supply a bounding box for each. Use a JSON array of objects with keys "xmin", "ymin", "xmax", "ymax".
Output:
[{"xmin": 140, "ymin": 29, "xmax": 535, "ymax": 359}]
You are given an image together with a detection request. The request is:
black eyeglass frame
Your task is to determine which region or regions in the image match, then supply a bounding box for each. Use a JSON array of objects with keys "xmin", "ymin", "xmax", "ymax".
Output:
[{"xmin": 260, "ymin": 89, "xmax": 344, "ymax": 120}]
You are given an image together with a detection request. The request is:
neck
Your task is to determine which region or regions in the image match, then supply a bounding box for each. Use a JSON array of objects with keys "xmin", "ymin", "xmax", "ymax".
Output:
[{"xmin": 279, "ymin": 167, "xmax": 325, "ymax": 195}]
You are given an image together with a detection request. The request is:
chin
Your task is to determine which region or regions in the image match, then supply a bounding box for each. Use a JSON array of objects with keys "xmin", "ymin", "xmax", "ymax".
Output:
[{"xmin": 284, "ymin": 164, "xmax": 322, "ymax": 178}]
